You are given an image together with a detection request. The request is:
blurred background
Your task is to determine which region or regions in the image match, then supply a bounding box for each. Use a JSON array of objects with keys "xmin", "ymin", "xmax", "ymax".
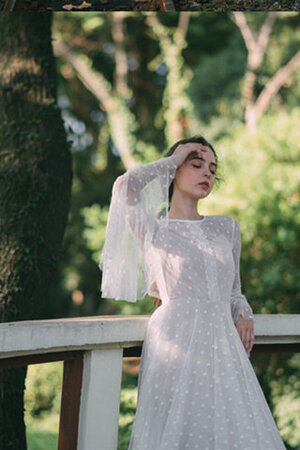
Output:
[{"xmin": 22, "ymin": 11, "xmax": 299, "ymax": 449}]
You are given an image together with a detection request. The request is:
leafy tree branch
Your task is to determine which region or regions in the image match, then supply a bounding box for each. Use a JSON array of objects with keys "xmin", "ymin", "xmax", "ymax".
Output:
[{"xmin": 231, "ymin": 12, "xmax": 300, "ymax": 131}]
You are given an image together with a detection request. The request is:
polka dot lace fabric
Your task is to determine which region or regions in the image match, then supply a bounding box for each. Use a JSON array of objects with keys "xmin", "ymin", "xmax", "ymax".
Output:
[{"xmin": 99, "ymin": 155, "xmax": 286, "ymax": 450}]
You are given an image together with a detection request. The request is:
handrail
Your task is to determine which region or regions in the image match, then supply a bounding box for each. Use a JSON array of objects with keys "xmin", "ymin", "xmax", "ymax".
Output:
[
  {"xmin": 0, "ymin": 314, "xmax": 299, "ymax": 360},
  {"xmin": 0, "ymin": 315, "xmax": 147, "ymax": 359},
  {"xmin": 0, "ymin": 314, "xmax": 299, "ymax": 450}
]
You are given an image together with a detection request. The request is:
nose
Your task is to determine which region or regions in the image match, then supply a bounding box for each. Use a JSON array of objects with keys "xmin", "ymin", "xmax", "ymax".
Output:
[{"xmin": 202, "ymin": 165, "xmax": 211, "ymax": 177}]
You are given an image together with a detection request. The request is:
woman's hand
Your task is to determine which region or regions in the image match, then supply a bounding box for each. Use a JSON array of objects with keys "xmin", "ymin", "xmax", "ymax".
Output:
[
  {"xmin": 173, "ymin": 143, "xmax": 208, "ymax": 167},
  {"xmin": 235, "ymin": 314, "xmax": 255, "ymax": 353}
]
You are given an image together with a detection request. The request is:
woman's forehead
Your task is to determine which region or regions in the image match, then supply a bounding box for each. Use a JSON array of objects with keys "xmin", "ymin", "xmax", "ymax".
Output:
[{"xmin": 186, "ymin": 144, "xmax": 216, "ymax": 164}]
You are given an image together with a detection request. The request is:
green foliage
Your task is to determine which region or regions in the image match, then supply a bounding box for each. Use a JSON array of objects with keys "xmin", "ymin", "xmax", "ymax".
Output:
[
  {"xmin": 25, "ymin": 363, "xmax": 62, "ymax": 421},
  {"xmin": 270, "ymin": 354, "xmax": 300, "ymax": 449},
  {"xmin": 210, "ymin": 109, "xmax": 300, "ymax": 316},
  {"xmin": 249, "ymin": 352, "xmax": 300, "ymax": 450},
  {"xmin": 189, "ymin": 13, "xmax": 300, "ymax": 140},
  {"xmin": 189, "ymin": 31, "xmax": 246, "ymax": 130},
  {"xmin": 24, "ymin": 363, "xmax": 62, "ymax": 449},
  {"xmin": 81, "ymin": 204, "xmax": 109, "ymax": 264},
  {"xmin": 118, "ymin": 388, "xmax": 137, "ymax": 450}
]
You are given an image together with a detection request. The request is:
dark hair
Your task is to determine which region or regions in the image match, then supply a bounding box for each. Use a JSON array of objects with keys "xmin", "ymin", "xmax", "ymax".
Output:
[{"xmin": 164, "ymin": 135, "xmax": 222, "ymax": 209}]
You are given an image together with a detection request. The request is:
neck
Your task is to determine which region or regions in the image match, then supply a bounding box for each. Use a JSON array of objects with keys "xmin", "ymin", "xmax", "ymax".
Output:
[{"xmin": 168, "ymin": 190, "xmax": 203, "ymax": 220}]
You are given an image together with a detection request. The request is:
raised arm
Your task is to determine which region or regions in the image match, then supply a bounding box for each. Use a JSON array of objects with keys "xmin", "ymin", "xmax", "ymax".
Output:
[
  {"xmin": 99, "ymin": 154, "xmax": 177, "ymax": 302},
  {"xmin": 114, "ymin": 143, "xmax": 206, "ymax": 208},
  {"xmin": 113, "ymin": 154, "xmax": 178, "ymax": 206}
]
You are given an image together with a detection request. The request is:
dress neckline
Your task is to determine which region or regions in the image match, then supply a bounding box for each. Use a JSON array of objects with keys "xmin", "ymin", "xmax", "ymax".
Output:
[{"xmin": 168, "ymin": 216, "xmax": 207, "ymax": 223}]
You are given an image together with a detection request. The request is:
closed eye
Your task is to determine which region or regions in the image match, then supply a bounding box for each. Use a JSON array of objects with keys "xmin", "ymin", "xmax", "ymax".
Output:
[{"xmin": 192, "ymin": 164, "xmax": 215, "ymax": 175}]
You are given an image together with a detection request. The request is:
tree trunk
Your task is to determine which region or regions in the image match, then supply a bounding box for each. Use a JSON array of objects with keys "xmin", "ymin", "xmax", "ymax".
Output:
[{"xmin": 0, "ymin": 13, "xmax": 72, "ymax": 448}]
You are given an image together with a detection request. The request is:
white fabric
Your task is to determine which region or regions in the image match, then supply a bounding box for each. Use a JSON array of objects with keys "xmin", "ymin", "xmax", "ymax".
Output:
[
  {"xmin": 99, "ymin": 154, "xmax": 177, "ymax": 302},
  {"xmin": 99, "ymin": 155, "xmax": 286, "ymax": 450}
]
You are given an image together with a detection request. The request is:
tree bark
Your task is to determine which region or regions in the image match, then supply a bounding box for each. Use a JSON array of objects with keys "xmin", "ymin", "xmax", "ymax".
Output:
[{"xmin": 0, "ymin": 13, "xmax": 72, "ymax": 448}]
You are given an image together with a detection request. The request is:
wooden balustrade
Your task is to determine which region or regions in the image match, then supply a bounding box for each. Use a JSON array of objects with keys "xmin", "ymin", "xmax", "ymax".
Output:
[{"xmin": 0, "ymin": 314, "xmax": 299, "ymax": 449}]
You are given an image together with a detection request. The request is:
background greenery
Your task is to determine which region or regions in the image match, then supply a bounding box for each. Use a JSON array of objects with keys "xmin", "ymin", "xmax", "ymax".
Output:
[{"xmin": 24, "ymin": 11, "xmax": 300, "ymax": 449}]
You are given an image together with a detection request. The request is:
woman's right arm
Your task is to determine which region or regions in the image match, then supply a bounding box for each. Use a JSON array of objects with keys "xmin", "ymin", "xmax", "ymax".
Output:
[
  {"xmin": 99, "ymin": 155, "xmax": 177, "ymax": 302},
  {"xmin": 114, "ymin": 142, "xmax": 203, "ymax": 206},
  {"xmin": 99, "ymin": 145, "xmax": 203, "ymax": 302},
  {"xmin": 114, "ymin": 154, "xmax": 178, "ymax": 206}
]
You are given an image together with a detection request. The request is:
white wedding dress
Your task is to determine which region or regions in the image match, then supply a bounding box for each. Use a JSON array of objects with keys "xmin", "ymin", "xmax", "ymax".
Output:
[{"xmin": 99, "ymin": 154, "xmax": 286, "ymax": 450}]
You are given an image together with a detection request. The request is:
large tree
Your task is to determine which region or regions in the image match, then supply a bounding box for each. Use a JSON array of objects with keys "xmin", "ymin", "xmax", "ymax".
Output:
[{"xmin": 0, "ymin": 13, "xmax": 72, "ymax": 448}]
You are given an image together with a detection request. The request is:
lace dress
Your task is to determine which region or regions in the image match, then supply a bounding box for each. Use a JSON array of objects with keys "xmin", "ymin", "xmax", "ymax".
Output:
[{"xmin": 99, "ymin": 154, "xmax": 286, "ymax": 450}]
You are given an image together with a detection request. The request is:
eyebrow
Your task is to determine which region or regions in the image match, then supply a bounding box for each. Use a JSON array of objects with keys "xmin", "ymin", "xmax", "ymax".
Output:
[{"xmin": 190, "ymin": 156, "xmax": 217, "ymax": 168}]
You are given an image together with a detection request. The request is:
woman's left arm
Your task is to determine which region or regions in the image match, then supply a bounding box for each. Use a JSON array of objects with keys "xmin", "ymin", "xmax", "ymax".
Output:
[{"xmin": 231, "ymin": 219, "xmax": 255, "ymax": 355}]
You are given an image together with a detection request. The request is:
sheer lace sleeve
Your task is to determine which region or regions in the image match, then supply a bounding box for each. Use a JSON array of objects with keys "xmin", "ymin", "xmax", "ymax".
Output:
[
  {"xmin": 99, "ymin": 154, "xmax": 178, "ymax": 302},
  {"xmin": 230, "ymin": 219, "xmax": 254, "ymax": 324}
]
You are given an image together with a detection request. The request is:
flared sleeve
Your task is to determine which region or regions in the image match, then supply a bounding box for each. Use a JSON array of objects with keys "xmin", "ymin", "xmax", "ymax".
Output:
[
  {"xmin": 230, "ymin": 219, "xmax": 254, "ymax": 324},
  {"xmin": 99, "ymin": 154, "xmax": 178, "ymax": 302}
]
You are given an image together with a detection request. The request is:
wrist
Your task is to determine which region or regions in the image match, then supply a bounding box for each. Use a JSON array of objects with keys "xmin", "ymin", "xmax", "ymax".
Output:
[{"xmin": 174, "ymin": 152, "xmax": 185, "ymax": 167}]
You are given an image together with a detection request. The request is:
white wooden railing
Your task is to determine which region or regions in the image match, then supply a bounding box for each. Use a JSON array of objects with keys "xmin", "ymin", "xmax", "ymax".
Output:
[{"xmin": 0, "ymin": 314, "xmax": 299, "ymax": 450}]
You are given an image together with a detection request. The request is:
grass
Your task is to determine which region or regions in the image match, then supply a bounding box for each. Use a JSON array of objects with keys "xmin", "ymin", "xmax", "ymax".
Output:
[{"xmin": 27, "ymin": 430, "xmax": 58, "ymax": 450}]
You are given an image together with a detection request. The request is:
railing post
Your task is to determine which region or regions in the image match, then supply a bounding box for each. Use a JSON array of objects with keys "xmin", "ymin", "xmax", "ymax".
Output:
[
  {"xmin": 58, "ymin": 355, "xmax": 83, "ymax": 450},
  {"xmin": 77, "ymin": 348, "xmax": 123, "ymax": 450}
]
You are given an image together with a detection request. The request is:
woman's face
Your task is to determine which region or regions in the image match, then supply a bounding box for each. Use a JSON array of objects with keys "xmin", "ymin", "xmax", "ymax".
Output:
[{"xmin": 173, "ymin": 143, "xmax": 217, "ymax": 200}]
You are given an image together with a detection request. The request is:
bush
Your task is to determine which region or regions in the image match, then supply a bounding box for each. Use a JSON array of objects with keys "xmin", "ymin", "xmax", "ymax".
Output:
[{"xmin": 25, "ymin": 362, "xmax": 63, "ymax": 449}]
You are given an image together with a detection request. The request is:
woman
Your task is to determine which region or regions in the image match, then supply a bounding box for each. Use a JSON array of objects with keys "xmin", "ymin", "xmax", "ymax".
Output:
[{"xmin": 99, "ymin": 136, "xmax": 285, "ymax": 450}]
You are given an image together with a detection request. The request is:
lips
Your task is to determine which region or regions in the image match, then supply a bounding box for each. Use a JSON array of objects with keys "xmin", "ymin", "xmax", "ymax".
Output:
[{"xmin": 199, "ymin": 182, "xmax": 209, "ymax": 189}]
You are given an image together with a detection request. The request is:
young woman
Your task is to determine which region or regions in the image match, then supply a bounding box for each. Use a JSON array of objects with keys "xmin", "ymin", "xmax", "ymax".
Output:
[{"xmin": 99, "ymin": 136, "xmax": 285, "ymax": 450}]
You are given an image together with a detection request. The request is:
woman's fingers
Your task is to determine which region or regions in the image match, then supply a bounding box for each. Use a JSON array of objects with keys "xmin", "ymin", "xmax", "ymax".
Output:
[
  {"xmin": 174, "ymin": 143, "xmax": 206, "ymax": 166},
  {"xmin": 236, "ymin": 316, "xmax": 255, "ymax": 353},
  {"xmin": 245, "ymin": 329, "xmax": 252, "ymax": 351},
  {"xmin": 249, "ymin": 330, "xmax": 255, "ymax": 351}
]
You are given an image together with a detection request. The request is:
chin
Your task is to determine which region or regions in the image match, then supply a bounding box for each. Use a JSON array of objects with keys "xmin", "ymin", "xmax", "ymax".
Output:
[
  {"xmin": 193, "ymin": 193, "xmax": 209, "ymax": 201},
  {"xmin": 195, "ymin": 190, "xmax": 211, "ymax": 199}
]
